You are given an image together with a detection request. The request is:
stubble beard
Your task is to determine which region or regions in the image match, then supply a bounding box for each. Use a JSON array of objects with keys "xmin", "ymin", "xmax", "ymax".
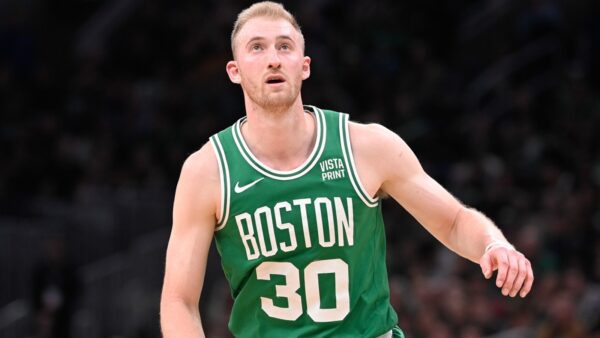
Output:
[{"xmin": 246, "ymin": 81, "xmax": 302, "ymax": 114}]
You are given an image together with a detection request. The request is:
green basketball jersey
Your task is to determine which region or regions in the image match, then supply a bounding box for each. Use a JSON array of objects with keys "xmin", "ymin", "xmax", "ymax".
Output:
[{"xmin": 209, "ymin": 106, "xmax": 398, "ymax": 337}]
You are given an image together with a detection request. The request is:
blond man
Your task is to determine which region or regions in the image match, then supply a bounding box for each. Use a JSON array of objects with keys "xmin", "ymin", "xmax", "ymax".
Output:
[{"xmin": 160, "ymin": 2, "xmax": 533, "ymax": 337}]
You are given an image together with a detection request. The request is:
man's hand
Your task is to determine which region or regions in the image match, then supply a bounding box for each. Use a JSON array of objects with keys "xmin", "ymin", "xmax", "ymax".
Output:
[{"xmin": 480, "ymin": 245, "xmax": 534, "ymax": 298}]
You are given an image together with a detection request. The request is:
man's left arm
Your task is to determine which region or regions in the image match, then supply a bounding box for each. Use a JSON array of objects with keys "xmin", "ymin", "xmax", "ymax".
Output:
[{"xmin": 350, "ymin": 122, "xmax": 534, "ymax": 298}]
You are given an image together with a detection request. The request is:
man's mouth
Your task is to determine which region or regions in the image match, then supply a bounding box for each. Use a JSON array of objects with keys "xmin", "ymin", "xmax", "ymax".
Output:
[{"xmin": 266, "ymin": 75, "xmax": 285, "ymax": 84}]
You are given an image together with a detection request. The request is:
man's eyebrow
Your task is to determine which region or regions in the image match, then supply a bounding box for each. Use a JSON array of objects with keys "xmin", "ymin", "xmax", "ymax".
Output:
[
  {"xmin": 245, "ymin": 35, "xmax": 295, "ymax": 46},
  {"xmin": 275, "ymin": 35, "xmax": 294, "ymax": 42},
  {"xmin": 246, "ymin": 36, "xmax": 265, "ymax": 45}
]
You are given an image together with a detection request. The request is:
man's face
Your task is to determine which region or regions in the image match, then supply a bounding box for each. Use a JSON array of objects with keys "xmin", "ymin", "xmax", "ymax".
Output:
[{"xmin": 227, "ymin": 17, "xmax": 311, "ymax": 111}]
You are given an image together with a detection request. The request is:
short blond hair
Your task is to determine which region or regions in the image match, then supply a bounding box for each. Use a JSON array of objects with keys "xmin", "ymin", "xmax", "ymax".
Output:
[{"xmin": 230, "ymin": 1, "xmax": 304, "ymax": 55}]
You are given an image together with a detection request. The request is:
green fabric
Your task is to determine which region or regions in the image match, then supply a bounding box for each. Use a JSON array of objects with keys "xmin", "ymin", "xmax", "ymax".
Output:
[
  {"xmin": 210, "ymin": 106, "xmax": 398, "ymax": 337},
  {"xmin": 392, "ymin": 325, "xmax": 406, "ymax": 338}
]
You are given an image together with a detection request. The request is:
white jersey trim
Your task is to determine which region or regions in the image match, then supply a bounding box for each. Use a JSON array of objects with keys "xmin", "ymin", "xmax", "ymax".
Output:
[
  {"xmin": 377, "ymin": 330, "xmax": 393, "ymax": 338},
  {"xmin": 232, "ymin": 107, "xmax": 326, "ymax": 180},
  {"xmin": 339, "ymin": 113, "xmax": 379, "ymax": 208},
  {"xmin": 210, "ymin": 134, "xmax": 231, "ymax": 231}
]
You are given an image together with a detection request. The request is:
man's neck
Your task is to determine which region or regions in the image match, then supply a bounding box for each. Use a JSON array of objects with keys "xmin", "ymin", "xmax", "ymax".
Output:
[{"xmin": 241, "ymin": 101, "xmax": 316, "ymax": 171}]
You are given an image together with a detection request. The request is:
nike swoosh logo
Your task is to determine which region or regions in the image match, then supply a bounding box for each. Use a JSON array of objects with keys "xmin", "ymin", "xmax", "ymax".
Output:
[{"xmin": 234, "ymin": 178, "xmax": 264, "ymax": 194}]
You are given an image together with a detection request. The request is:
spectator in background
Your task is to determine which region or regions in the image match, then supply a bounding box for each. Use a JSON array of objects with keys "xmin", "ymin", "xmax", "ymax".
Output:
[
  {"xmin": 0, "ymin": 0, "xmax": 598, "ymax": 337},
  {"xmin": 32, "ymin": 237, "xmax": 79, "ymax": 338},
  {"xmin": 536, "ymin": 290, "xmax": 590, "ymax": 338}
]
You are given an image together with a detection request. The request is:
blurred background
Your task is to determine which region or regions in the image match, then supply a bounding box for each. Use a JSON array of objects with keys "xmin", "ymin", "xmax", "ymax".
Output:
[{"xmin": 1, "ymin": 0, "xmax": 600, "ymax": 337}]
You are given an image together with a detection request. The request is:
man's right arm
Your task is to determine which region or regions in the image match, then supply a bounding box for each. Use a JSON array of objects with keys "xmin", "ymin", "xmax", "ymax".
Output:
[{"xmin": 160, "ymin": 143, "xmax": 220, "ymax": 338}]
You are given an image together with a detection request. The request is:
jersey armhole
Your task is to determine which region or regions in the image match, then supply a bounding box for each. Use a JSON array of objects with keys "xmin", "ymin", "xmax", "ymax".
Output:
[
  {"xmin": 209, "ymin": 134, "xmax": 231, "ymax": 231},
  {"xmin": 339, "ymin": 113, "xmax": 379, "ymax": 208}
]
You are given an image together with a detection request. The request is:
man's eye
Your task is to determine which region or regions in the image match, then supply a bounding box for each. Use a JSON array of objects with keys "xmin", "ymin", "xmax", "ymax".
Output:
[
  {"xmin": 280, "ymin": 44, "xmax": 290, "ymax": 50},
  {"xmin": 251, "ymin": 44, "xmax": 262, "ymax": 51}
]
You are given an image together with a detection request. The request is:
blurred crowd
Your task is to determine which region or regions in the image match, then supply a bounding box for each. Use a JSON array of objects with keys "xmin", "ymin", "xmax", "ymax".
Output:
[{"xmin": 1, "ymin": 0, "xmax": 600, "ymax": 337}]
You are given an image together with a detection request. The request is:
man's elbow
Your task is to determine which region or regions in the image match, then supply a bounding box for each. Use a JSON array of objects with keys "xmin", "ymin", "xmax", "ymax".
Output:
[
  {"xmin": 448, "ymin": 205, "xmax": 469, "ymax": 235},
  {"xmin": 160, "ymin": 294, "xmax": 203, "ymax": 335},
  {"xmin": 160, "ymin": 293, "xmax": 199, "ymax": 315},
  {"xmin": 161, "ymin": 293, "xmax": 201, "ymax": 326}
]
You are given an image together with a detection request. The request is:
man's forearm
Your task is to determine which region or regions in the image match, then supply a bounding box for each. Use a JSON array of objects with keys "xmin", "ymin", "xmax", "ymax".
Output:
[
  {"xmin": 160, "ymin": 298, "xmax": 205, "ymax": 338},
  {"xmin": 448, "ymin": 207, "xmax": 511, "ymax": 263}
]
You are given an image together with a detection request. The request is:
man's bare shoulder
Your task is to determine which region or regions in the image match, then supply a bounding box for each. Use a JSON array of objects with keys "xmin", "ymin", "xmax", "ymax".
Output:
[
  {"xmin": 347, "ymin": 120, "xmax": 423, "ymax": 188},
  {"xmin": 180, "ymin": 142, "xmax": 220, "ymax": 184},
  {"xmin": 174, "ymin": 142, "xmax": 221, "ymax": 225},
  {"xmin": 344, "ymin": 121, "xmax": 410, "ymax": 196},
  {"xmin": 347, "ymin": 121, "xmax": 405, "ymax": 156}
]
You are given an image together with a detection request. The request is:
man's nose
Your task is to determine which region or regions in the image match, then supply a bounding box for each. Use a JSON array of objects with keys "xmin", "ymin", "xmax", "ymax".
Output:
[{"xmin": 267, "ymin": 48, "xmax": 281, "ymax": 69}]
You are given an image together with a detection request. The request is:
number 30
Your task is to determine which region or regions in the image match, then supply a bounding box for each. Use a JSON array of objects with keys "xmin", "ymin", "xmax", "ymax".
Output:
[{"xmin": 256, "ymin": 258, "xmax": 350, "ymax": 322}]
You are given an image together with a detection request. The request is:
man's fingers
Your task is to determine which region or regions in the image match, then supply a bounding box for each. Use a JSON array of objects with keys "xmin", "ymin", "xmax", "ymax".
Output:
[
  {"xmin": 479, "ymin": 252, "xmax": 494, "ymax": 279},
  {"xmin": 494, "ymin": 250, "xmax": 510, "ymax": 288},
  {"xmin": 501, "ymin": 253, "xmax": 519, "ymax": 296},
  {"xmin": 488, "ymin": 248, "xmax": 535, "ymax": 297},
  {"xmin": 509, "ymin": 254, "xmax": 527, "ymax": 297},
  {"xmin": 482, "ymin": 246, "xmax": 534, "ymax": 297},
  {"xmin": 519, "ymin": 259, "xmax": 534, "ymax": 298}
]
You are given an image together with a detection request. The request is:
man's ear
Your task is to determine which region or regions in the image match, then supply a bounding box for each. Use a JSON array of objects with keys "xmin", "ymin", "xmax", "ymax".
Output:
[
  {"xmin": 302, "ymin": 56, "xmax": 311, "ymax": 80},
  {"xmin": 226, "ymin": 61, "xmax": 241, "ymax": 84}
]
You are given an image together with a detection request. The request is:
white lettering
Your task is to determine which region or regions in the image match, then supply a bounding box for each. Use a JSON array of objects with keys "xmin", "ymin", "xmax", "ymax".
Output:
[
  {"xmin": 333, "ymin": 170, "xmax": 344, "ymax": 179},
  {"xmin": 236, "ymin": 196, "xmax": 355, "ymax": 260},
  {"xmin": 254, "ymin": 206, "xmax": 278, "ymax": 257},
  {"xmin": 320, "ymin": 158, "xmax": 345, "ymax": 172},
  {"xmin": 274, "ymin": 202, "xmax": 297, "ymax": 252},
  {"xmin": 335, "ymin": 197, "xmax": 354, "ymax": 246},
  {"xmin": 314, "ymin": 197, "xmax": 335, "ymax": 247},
  {"xmin": 236, "ymin": 213, "xmax": 260, "ymax": 260},
  {"xmin": 293, "ymin": 198, "xmax": 313, "ymax": 248}
]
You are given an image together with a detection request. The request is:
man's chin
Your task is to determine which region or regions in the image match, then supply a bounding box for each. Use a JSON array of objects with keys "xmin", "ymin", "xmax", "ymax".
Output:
[{"xmin": 259, "ymin": 94, "xmax": 298, "ymax": 112}]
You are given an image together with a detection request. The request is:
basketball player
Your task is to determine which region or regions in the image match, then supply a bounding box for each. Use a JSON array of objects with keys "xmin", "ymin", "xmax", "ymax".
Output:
[{"xmin": 160, "ymin": 2, "xmax": 534, "ymax": 337}]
